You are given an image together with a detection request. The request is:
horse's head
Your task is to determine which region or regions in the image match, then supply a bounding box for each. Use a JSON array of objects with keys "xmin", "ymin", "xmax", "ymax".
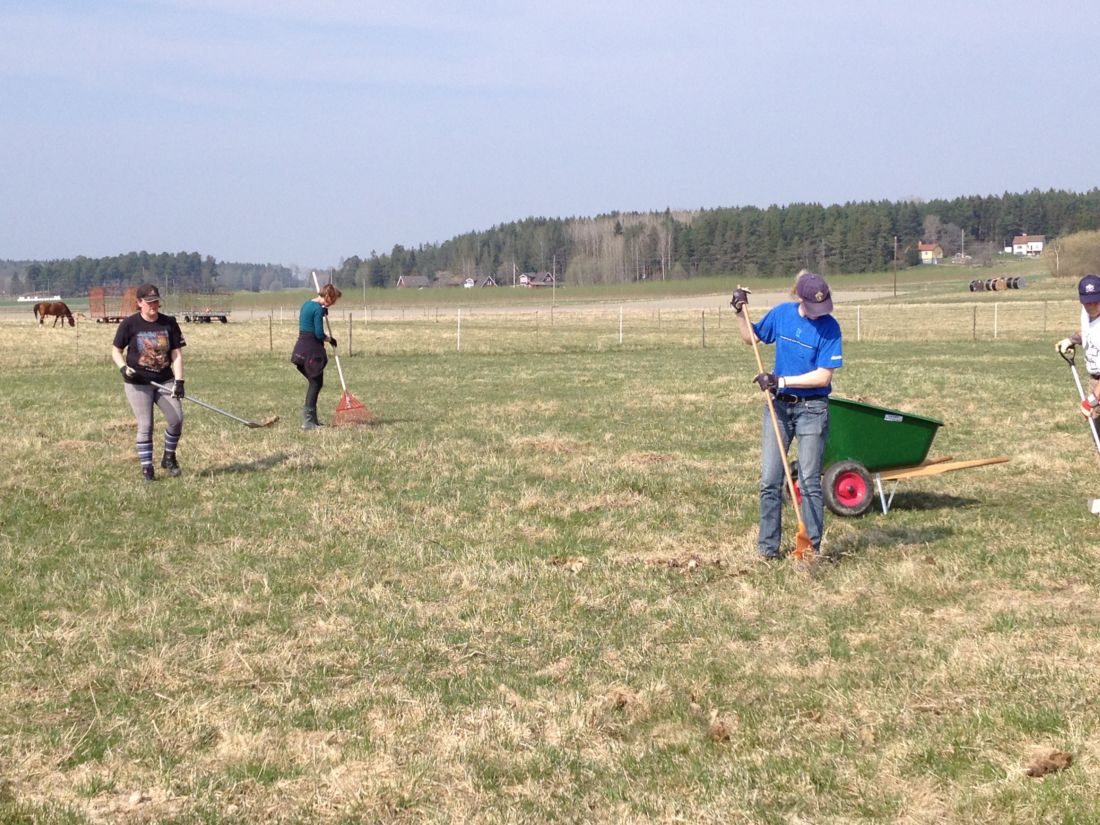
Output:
[{"xmin": 67, "ymin": 314, "xmax": 75, "ymax": 326}]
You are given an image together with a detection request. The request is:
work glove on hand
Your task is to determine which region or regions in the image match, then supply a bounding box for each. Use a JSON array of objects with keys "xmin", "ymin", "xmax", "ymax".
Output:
[
  {"xmin": 1081, "ymin": 394, "xmax": 1099, "ymax": 418},
  {"xmin": 327, "ymin": 335, "xmax": 338, "ymax": 348},
  {"xmin": 119, "ymin": 365, "xmax": 136, "ymax": 379},
  {"xmin": 730, "ymin": 286, "xmax": 752, "ymax": 315},
  {"xmin": 1056, "ymin": 338, "xmax": 1077, "ymax": 356},
  {"xmin": 753, "ymin": 372, "xmax": 779, "ymax": 393},
  {"xmin": 172, "ymin": 379, "xmax": 185, "ymax": 399}
]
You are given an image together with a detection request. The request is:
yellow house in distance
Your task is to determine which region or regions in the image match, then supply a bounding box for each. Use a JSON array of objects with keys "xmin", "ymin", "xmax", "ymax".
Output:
[{"xmin": 918, "ymin": 242, "xmax": 944, "ymax": 264}]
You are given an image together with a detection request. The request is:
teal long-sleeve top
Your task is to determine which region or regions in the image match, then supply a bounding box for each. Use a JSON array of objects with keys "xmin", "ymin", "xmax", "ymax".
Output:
[{"xmin": 299, "ymin": 299, "xmax": 326, "ymax": 341}]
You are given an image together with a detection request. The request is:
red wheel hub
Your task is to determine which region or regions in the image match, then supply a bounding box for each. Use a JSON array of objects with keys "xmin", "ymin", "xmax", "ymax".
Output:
[{"xmin": 833, "ymin": 470, "xmax": 869, "ymax": 508}]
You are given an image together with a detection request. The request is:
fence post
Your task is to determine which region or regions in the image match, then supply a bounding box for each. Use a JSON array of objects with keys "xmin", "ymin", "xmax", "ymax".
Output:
[
  {"xmin": 348, "ymin": 313, "xmax": 353, "ymax": 357},
  {"xmin": 701, "ymin": 311, "xmax": 706, "ymax": 348},
  {"xmin": 972, "ymin": 305, "xmax": 977, "ymax": 341},
  {"xmin": 856, "ymin": 306, "xmax": 861, "ymax": 342},
  {"xmin": 457, "ymin": 308, "xmax": 462, "ymax": 351},
  {"xmin": 619, "ymin": 305, "xmax": 623, "ymax": 345},
  {"xmin": 269, "ymin": 313, "xmax": 273, "ymax": 353},
  {"xmin": 994, "ymin": 303, "xmax": 998, "ymax": 339}
]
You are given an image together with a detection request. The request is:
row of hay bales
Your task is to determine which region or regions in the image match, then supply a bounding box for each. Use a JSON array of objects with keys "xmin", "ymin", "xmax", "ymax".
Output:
[{"xmin": 969, "ymin": 276, "xmax": 1027, "ymax": 292}]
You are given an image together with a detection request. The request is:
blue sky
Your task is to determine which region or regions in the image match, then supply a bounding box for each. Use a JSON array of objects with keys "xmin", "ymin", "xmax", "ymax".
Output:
[{"xmin": 3, "ymin": 0, "xmax": 1099, "ymax": 268}]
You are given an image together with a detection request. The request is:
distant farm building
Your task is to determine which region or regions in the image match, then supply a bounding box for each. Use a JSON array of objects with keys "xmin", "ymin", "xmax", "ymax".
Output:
[
  {"xmin": 1005, "ymin": 234, "xmax": 1045, "ymax": 257},
  {"xmin": 396, "ymin": 275, "xmax": 432, "ymax": 289},
  {"xmin": 918, "ymin": 242, "xmax": 944, "ymax": 265},
  {"xmin": 519, "ymin": 272, "xmax": 560, "ymax": 287}
]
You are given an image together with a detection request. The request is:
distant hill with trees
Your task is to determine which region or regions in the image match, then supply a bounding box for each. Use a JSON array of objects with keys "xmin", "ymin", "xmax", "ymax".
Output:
[
  {"xmin": 333, "ymin": 188, "xmax": 1100, "ymax": 288},
  {"xmin": 5, "ymin": 188, "xmax": 1100, "ymax": 296},
  {"xmin": 0, "ymin": 253, "xmax": 295, "ymax": 297}
]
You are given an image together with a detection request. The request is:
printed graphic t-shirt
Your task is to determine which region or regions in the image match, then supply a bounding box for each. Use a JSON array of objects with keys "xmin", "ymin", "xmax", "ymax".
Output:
[{"xmin": 113, "ymin": 312, "xmax": 187, "ymax": 383}]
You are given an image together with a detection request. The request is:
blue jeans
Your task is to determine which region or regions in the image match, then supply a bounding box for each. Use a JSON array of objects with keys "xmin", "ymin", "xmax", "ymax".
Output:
[{"xmin": 759, "ymin": 397, "xmax": 829, "ymax": 557}]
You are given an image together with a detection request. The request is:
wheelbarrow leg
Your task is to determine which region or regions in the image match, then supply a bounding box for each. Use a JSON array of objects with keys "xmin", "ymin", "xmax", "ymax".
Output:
[{"xmin": 873, "ymin": 473, "xmax": 900, "ymax": 515}]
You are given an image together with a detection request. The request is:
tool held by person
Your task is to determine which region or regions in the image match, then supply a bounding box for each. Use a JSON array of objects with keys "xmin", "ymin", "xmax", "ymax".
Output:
[
  {"xmin": 739, "ymin": 287, "xmax": 815, "ymax": 560},
  {"xmin": 1058, "ymin": 347, "xmax": 1100, "ymax": 462},
  {"xmin": 310, "ymin": 271, "xmax": 374, "ymax": 425},
  {"xmin": 149, "ymin": 380, "xmax": 279, "ymax": 429}
]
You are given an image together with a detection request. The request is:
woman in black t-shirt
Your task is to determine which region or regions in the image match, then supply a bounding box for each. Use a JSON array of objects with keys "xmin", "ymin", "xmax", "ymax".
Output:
[{"xmin": 110, "ymin": 284, "xmax": 187, "ymax": 481}]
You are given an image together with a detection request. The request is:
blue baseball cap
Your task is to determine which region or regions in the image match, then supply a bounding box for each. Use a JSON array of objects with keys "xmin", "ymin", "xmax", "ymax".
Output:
[
  {"xmin": 795, "ymin": 271, "xmax": 833, "ymax": 318},
  {"xmin": 1079, "ymin": 274, "xmax": 1100, "ymax": 304}
]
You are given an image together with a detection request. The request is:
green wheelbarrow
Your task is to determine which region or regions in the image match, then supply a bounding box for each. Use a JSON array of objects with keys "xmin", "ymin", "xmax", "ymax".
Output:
[{"xmin": 815, "ymin": 396, "xmax": 1009, "ymax": 516}]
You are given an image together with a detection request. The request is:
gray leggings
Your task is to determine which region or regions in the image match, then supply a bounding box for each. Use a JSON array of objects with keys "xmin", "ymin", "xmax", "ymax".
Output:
[{"xmin": 123, "ymin": 382, "xmax": 184, "ymax": 442}]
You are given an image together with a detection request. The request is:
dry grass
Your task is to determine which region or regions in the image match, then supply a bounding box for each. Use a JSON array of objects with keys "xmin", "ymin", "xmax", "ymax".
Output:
[{"xmin": 1, "ymin": 285, "xmax": 1099, "ymax": 823}]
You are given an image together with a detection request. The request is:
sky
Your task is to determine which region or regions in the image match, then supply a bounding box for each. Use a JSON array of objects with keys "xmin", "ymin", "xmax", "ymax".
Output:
[{"xmin": 3, "ymin": 0, "xmax": 1100, "ymax": 270}]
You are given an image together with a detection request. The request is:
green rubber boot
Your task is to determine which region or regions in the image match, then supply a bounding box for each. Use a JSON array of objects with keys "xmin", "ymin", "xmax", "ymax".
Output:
[{"xmin": 302, "ymin": 406, "xmax": 320, "ymax": 430}]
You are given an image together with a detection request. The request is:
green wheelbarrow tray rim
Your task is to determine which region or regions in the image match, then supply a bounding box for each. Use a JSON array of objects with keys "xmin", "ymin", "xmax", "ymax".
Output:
[{"xmin": 823, "ymin": 396, "xmax": 944, "ymax": 474}]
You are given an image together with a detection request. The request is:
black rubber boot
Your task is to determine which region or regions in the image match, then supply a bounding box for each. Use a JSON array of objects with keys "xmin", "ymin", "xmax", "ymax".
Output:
[
  {"xmin": 303, "ymin": 406, "xmax": 320, "ymax": 430},
  {"xmin": 161, "ymin": 452, "xmax": 182, "ymax": 477},
  {"xmin": 142, "ymin": 465, "xmax": 156, "ymax": 482}
]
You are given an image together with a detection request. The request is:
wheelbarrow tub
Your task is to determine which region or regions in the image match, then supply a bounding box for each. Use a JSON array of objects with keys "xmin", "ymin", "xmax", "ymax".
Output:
[{"xmin": 823, "ymin": 396, "xmax": 943, "ymax": 473}]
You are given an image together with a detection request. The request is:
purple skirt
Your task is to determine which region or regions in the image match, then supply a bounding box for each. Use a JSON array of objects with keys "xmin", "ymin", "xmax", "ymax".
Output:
[{"xmin": 290, "ymin": 333, "xmax": 328, "ymax": 379}]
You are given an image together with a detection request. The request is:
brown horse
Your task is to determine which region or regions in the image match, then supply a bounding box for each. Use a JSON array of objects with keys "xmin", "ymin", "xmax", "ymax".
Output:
[{"xmin": 33, "ymin": 301, "xmax": 75, "ymax": 327}]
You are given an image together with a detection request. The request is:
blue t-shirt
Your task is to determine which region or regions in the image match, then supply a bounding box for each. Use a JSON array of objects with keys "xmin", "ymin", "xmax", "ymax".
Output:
[
  {"xmin": 299, "ymin": 299, "xmax": 326, "ymax": 340},
  {"xmin": 752, "ymin": 302, "xmax": 843, "ymax": 398}
]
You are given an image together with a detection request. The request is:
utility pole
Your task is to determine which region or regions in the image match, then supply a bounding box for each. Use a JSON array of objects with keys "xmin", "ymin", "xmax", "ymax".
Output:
[
  {"xmin": 552, "ymin": 255, "xmax": 556, "ymax": 307},
  {"xmin": 893, "ymin": 235, "xmax": 898, "ymax": 297}
]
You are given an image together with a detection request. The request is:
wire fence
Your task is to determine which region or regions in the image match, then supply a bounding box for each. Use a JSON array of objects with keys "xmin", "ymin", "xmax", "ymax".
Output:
[
  {"xmin": 253, "ymin": 299, "xmax": 1078, "ymax": 356},
  {"xmin": 3, "ymin": 299, "xmax": 1079, "ymax": 362}
]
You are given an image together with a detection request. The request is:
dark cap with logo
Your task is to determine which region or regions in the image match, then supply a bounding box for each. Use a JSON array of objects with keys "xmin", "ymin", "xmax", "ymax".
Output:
[
  {"xmin": 795, "ymin": 271, "xmax": 833, "ymax": 318},
  {"xmin": 135, "ymin": 284, "xmax": 161, "ymax": 303},
  {"xmin": 1079, "ymin": 274, "xmax": 1100, "ymax": 304}
]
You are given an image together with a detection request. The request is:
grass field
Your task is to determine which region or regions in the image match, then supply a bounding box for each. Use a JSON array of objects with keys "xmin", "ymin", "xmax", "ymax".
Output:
[{"xmin": 2, "ymin": 273, "xmax": 1099, "ymax": 823}]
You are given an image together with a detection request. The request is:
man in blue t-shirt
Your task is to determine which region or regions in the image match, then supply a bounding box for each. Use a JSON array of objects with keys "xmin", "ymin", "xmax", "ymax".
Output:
[{"xmin": 732, "ymin": 271, "xmax": 843, "ymax": 559}]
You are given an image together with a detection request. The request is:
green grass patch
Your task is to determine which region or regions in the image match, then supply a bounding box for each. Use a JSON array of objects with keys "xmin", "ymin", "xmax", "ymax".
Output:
[{"xmin": 1, "ymin": 277, "xmax": 1098, "ymax": 822}]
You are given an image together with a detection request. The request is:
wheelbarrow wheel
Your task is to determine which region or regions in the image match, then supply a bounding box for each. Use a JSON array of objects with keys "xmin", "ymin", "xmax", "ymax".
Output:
[{"xmin": 823, "ymin": 460, "xmax": 874, "ymax": 517}]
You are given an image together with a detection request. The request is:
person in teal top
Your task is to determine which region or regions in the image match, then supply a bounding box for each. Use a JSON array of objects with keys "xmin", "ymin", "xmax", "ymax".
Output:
[{"xmin": 290, "ymin": 283, "xmax": 341, "ymax": 429}]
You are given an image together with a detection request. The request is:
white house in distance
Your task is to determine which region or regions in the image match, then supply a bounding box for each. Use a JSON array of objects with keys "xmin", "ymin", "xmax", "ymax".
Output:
[{"xmin": 1004, "ymin": 234, "xmax": 1045, "ymax": 256}]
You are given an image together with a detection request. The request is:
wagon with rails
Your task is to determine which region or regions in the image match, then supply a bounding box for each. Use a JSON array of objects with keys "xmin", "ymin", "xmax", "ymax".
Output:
[
  {"xmin": 179, "ymin": 290, "xmax": 233, "ymax": 323},
  {"xmin": 88, "ymin": 286, "xmax": 137, "ymax": 323},
  {"xmin": 815, "ymin": 396, "xmax": 1009, "ymax": 517}
]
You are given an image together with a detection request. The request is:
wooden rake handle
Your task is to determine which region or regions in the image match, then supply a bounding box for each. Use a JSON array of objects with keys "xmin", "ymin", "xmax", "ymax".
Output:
[{"xmin": 741, "ymin": 296, "xmax": 807, "ymax": 535}]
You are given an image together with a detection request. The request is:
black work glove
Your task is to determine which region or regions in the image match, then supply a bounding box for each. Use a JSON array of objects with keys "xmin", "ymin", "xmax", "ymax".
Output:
[
  {"xmin": 753, "ymin": 372, "xmax": 779, "ymax": 393},
  {"xmin": 730, "ymin": 286, "xmax": 752, "ymax": 314},
  {"xmin": 327, "ymin": 335, "xmax": 338, "ymax": 349},
  {"xmin": 172, "ymin": 379, "xmax": 185, "ymax": 399},
  {"xmin": 119, "ymin": 365, "xmax": 136, "ymax": 379}
]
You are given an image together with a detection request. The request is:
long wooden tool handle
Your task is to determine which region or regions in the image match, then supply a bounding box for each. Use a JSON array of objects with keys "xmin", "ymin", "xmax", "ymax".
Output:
[
  {"xmin": 311, "ymin": 270, "xmax": 350, "ymax": 393},
  {"xmin": 742, "ymin": 299, "xmax": 804, "ymax": 522}
]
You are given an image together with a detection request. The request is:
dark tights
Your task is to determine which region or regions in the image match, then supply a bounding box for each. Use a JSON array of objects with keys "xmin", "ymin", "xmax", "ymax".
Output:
[{"xmin": 299, "ymin": 367, "xmax": 324, "ymax": 408}]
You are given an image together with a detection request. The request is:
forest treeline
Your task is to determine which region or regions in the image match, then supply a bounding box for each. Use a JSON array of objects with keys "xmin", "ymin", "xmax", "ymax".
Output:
[
  {"xmin": 335, "ymin": 188, "xmax": 1100, "ymax": 288},
  {"xmin": 0, "ymin": 252, "xmax": 296, "ymax": 297},
  {"xmin": 4, "ymin": 188, "xmax": 1100, "ymax": 296}
]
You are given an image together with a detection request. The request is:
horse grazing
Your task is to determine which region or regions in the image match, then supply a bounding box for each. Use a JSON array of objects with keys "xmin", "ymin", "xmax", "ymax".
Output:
[{"xmin": 33, "ymin": 301, "xmax": 75, "ymax": 327}]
